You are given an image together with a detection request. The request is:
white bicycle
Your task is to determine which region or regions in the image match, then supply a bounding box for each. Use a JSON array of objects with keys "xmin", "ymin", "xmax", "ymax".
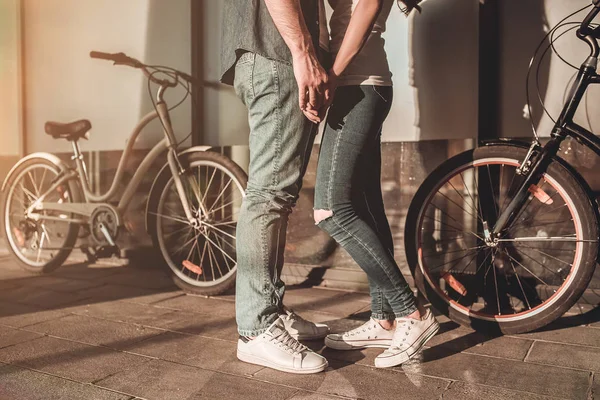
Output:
[{"xmin": 1, "ymin": 51, "xmax": 247, "ymax": 296}]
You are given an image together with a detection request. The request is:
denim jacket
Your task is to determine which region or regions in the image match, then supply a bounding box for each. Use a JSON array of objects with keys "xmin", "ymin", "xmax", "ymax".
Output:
[{"xmin": 220, "ymin": 0, "xmax": 323, "ymax": 85}]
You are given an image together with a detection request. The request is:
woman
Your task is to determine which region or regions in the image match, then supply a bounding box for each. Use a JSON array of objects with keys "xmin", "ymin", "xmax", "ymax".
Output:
[{"xmin": 314, "ymin": 0, "xmax": 438, "ymax": 368}]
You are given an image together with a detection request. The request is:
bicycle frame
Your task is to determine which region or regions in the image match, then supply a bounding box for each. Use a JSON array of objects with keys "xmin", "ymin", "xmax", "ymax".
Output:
[
  {"xmin": 493, "ymin": 34, "xmax": 600, "ymax": 236},
  {"xmin": 23, "ymin": 85, "xmax": 206, "ymax": 225}
]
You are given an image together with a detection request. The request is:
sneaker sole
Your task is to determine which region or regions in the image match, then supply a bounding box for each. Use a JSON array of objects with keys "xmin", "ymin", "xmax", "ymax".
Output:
[
  {"xmin": 237, "ymin": 350, "xmax": 328, "ymax": 374},
  {"xmin": 374, "ymin": 321, "xmax": 440, "ymax": 368},
  {"xmin": 324, "ymin": 336, "xmax": 392, "ymax": 350}
]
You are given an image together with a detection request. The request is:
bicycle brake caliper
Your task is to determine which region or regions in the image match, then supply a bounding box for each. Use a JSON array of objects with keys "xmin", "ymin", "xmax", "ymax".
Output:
[{"xmin": 516, "ymin": 142, "xmax": 538, "ymax": 175}]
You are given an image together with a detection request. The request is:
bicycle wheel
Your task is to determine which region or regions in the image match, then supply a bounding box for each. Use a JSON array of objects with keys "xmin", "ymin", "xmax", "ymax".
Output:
[
  {"xmin": 405, "ymin": 145, "xmax": 599, "ymax": 334},
  {"xmin": 2, "ymin": 158, "xmax": 81, "ymax": 273},
  {"xmin": 148, "ymin": 151, "xmax": 247, "ymax": 296}
]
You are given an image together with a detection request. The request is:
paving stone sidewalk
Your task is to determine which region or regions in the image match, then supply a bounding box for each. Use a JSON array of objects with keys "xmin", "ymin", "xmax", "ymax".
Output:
[{"xmin": 0, "ymin": 254, "xmax": 599, "ymax": 400}]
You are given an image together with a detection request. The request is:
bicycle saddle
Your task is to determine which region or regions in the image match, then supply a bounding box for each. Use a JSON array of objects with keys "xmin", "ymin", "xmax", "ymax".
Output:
[{"xmin": 45, "ymin": 120, "xmax": 91, "ymax": 141}]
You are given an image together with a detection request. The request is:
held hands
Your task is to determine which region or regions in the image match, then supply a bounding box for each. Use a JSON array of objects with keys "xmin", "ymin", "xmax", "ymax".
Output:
[
  {"xmin": 293, "ymin": 52, "xmax": 329, "ymax": 124},
  {"xmin": 298, "ymin": 68, "xmax": 338, "ymax": 124}
]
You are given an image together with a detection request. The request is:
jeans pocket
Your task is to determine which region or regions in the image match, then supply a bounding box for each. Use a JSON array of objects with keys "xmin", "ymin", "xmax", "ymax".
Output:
[
  {"xmin": 237, "ymin": 51, "xmax": 255, "ymax": 66},
  {"xmin": 234, "ymin": 53, "xmax": 255, "ymax": 104}
]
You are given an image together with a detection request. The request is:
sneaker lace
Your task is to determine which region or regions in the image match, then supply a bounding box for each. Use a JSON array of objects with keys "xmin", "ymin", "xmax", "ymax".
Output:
[
  {"xmin": 282, "ymin": 308, "xmax": 305, "ymax": 323},
  {"xmin": 343, "ymin": 320, "xmax": 377, "ymax": 337},
  {"xmin": 271, "ymin": 328, "xmax": 306, "ymax": 354},
  {"xmin": 390, "ymin": 319, "xmax": 415, "ymax": 349}
]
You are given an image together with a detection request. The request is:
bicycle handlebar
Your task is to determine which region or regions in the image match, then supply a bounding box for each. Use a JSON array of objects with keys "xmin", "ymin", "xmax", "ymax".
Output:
[
  {"xmin": 90, "ymin": 51, "xmax": 179, "ymax": 88},
  {"xmin": 580, "ymin": 1, "xmax": 600, "ymax": 36}
]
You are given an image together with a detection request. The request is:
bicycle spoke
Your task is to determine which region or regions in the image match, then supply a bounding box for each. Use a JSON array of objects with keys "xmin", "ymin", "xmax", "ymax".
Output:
[
  {"xmin": 173, "ymin": 231, "xmax": 198, "ymax": 256},
  {"xmin": 430, "ymin": 202, "xmax": 468, "ymax": 230},
  {"xmin": 164, "ymin": 225, "xmax": 193, "ymax": 240},
  {"xmin": 510, "ymin": 202, "xmax": 568, "ymax": 231},
  {"xmin": 497, "ymin": 236, "xmax": 593, "ymax": 243},
  {"xmin": 39, "ymin": 168, "xmax": 48, "ymax": 194},
  {"xmin": 201, "ymin": 168, "xmax": 217, "ymax": 205},
  {"xmin": 422, "ymin": 245, "xmax": 487, "ymax": 258},
  {"xmin": 501, "ymin": 249, "xmax": 532, "ymax": 310},
  {"xmin": 473, "ymin": 247, "xmax": 494, "ymax": 276},
  {"xmin": 514, "ymin": 247, "xmax": 566, "ymax": 281},
  {"xmin": 492, "ymin": 252, "xmax": 501, "ymax": 315},
  {"xmin": 184, "ymin": 237, "xmax": 198, "ymax": 270},
  {"xmin": 500, "ymin": 250, "xmax": 549, "ymax": 286},
  {"xmin": 458, "ymin": 172, "xmax": 484, "ymax": 222},
  {"xmin": 447, "ymin": 178, "xmax": 484, "ymax": 224},
  {"xmin": 199, "ymin": 230, "xmax": 237, "ymax": 265},
  {"xmin": 422, "ymin": 215, "xmax": 484, "ymax": 241},
  {"xmin": 19, "ymin": 183, "xmax": 37, "ymax": 203},
  {"xmin": 213, "ymin": 232, "xmax": 234, "ymax": 272},
  {"xmin": 28, "ymin": 172, "xmax": 40, "ymax": 198},
  {"xmin": 208, "ymin": 199, "xmax": 239, "ymax": 217},
  {"xmin": 510, "ymin": 219, "xmax": 574, "ymax": 233},
  {"xmin": 437, "ymin": 186, "xmax": 482, "ymax": 225},
  {"xmin": 36, "ymin": 231, "xmax": 46, "ymax": 263},
  {"xmin": 200, "ymin": 239, "xmax": 208, "ymax": 281},
  {"xmin": 151, "ymin": 211, "xmax": 190, "ymax": 226},
  {"xmin": 428, "ymin": 249, "xmax": 480, "ymax": 272},
  {"xmin": 207, "ymin": 179, "xmax": 233, "ymax": 214},
  {"xmin": 203, "ymin": 222, "xmax": 236, "ymax": 241},
  {"xmin": 210, "ymin": 220, "xmax": 237, "ymax": 228},
  {"xmin": 511, "ymin": 243, "xmax": 573, "ymax": 267},
  {"xmin": 486, "ymin": 164, "xmax": 499, "ymax": 216},
  {"xmin": 206, "ymin": 233, "xmax": 225, "ymax": 278}
]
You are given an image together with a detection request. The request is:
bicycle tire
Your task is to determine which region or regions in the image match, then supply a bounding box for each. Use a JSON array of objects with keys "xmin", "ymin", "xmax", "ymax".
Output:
[
  {"xmin": 405, "ymin": 145, "xmax": 599, "ymax": 334},
  {"xmin": 2, "ymin": 157, "xmax": 82, "ymax": 274},
  {"xmin": 148, "ymin": 150, "xmax": 247, "ymax": 296}
]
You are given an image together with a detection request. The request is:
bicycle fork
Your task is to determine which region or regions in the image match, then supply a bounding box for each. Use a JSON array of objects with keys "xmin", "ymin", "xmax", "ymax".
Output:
[
  {"xmin": 491, "ymin": 135, "xmax": 565, "ymax": 238},
  {"xmin": 156, "ymin": 89, "xmax": 208, "ymax": 227}
]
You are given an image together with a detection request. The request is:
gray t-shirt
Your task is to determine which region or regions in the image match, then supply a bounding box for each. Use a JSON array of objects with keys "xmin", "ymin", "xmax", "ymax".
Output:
[{"xmin": 329, "ymin": 0, "xmax": 393, "ymax": 86}]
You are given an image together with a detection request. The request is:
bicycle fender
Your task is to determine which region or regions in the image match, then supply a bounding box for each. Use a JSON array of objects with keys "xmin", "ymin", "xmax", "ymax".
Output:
[{"xmin": 1, "ymin": 152, "xmax": 71, "ymax": 192}]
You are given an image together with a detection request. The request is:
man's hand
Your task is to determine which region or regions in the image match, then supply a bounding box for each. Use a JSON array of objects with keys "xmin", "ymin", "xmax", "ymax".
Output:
[
  {"xmin": 398, "ymin": 0, "xmax": 423, "ymax": 16},
  {"xmin": 293, "ymin": 52, "xmax": 329, "ymax": 124}
]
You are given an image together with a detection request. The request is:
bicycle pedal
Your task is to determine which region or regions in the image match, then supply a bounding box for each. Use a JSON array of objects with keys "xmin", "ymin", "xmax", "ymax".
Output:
[{"xmin": 94, "ymin": 245, "xmax": 120, "ymax": 259}]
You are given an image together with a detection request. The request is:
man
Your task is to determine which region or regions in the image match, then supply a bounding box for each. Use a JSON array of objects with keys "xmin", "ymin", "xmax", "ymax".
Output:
[{"xmin": 220, "ymin": 0, "xmax": 331, "ymax": 374}]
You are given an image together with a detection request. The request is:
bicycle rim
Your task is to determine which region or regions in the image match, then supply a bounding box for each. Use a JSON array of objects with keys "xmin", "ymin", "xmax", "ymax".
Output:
[
  {"xmin": 416, "ymin": 156, "xmax": 585, "ymax": 322},
  {"xmin": 155, "ymin": 159, "xmax": 244, "ymax": 287},
  {"xmin": 5, "ymin": 163, "xmax": 74, "ymax": 267}
]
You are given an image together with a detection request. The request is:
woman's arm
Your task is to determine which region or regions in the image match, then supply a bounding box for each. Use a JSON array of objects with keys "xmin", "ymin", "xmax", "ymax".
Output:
[{"xmin": 330, "ymin": 0, "xmax": 384, "ymax": 78}]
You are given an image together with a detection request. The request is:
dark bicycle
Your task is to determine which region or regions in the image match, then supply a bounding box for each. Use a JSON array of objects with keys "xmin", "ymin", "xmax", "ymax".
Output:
[{"xmin": 405, "ymin": 1, "xmax": 600, "ymax": 334}]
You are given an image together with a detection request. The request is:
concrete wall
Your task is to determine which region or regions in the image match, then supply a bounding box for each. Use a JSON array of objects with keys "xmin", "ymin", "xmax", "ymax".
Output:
[
  {"xmin": 499, "ymin": 0, "xmax": 600, "ymax": 139},
  {"xmin": 21, "ymin": 0, "xmax": 191, "ymax": 153},
  {"xmin": 0, "ymin": 0, "xmax": 23, "ymax": 157}
]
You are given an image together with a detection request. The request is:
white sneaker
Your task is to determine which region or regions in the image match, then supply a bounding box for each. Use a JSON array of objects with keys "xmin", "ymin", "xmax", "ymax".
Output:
[
  {"xmin": 280, "ymin": 308, "xmax": 329, "ymax": 341},
  {"xmin": 237, "ymin": 318, "xmax": 328, "ymax": 374},
  {"xmin": 375, "ymin": 308, "xmax": 439, "ymax": 368},
  {"xmin": 324, "ymin": 318, "xmax": 395, "ymax": 350}
]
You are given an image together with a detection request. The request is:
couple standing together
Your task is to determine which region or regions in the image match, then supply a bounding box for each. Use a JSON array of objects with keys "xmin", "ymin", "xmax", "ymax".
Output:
[{"xmin": 220, "ymin": 0, "xmax": 438, "ymax": 374}]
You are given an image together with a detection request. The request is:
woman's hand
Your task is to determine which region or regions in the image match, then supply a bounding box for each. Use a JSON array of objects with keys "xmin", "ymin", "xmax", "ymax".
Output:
[
  {"xmin": 317, "ymin": 70, "xmax": 339, "ymax": 120},
  {"xmin": 398, "ymin": 0, "xmax": 423, "ymax": 16}
]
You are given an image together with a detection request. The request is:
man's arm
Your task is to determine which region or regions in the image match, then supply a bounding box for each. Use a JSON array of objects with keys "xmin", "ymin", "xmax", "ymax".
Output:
[{"xmin": 264, "ymin": 0, "xmax": 328, "ymax": 123}]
